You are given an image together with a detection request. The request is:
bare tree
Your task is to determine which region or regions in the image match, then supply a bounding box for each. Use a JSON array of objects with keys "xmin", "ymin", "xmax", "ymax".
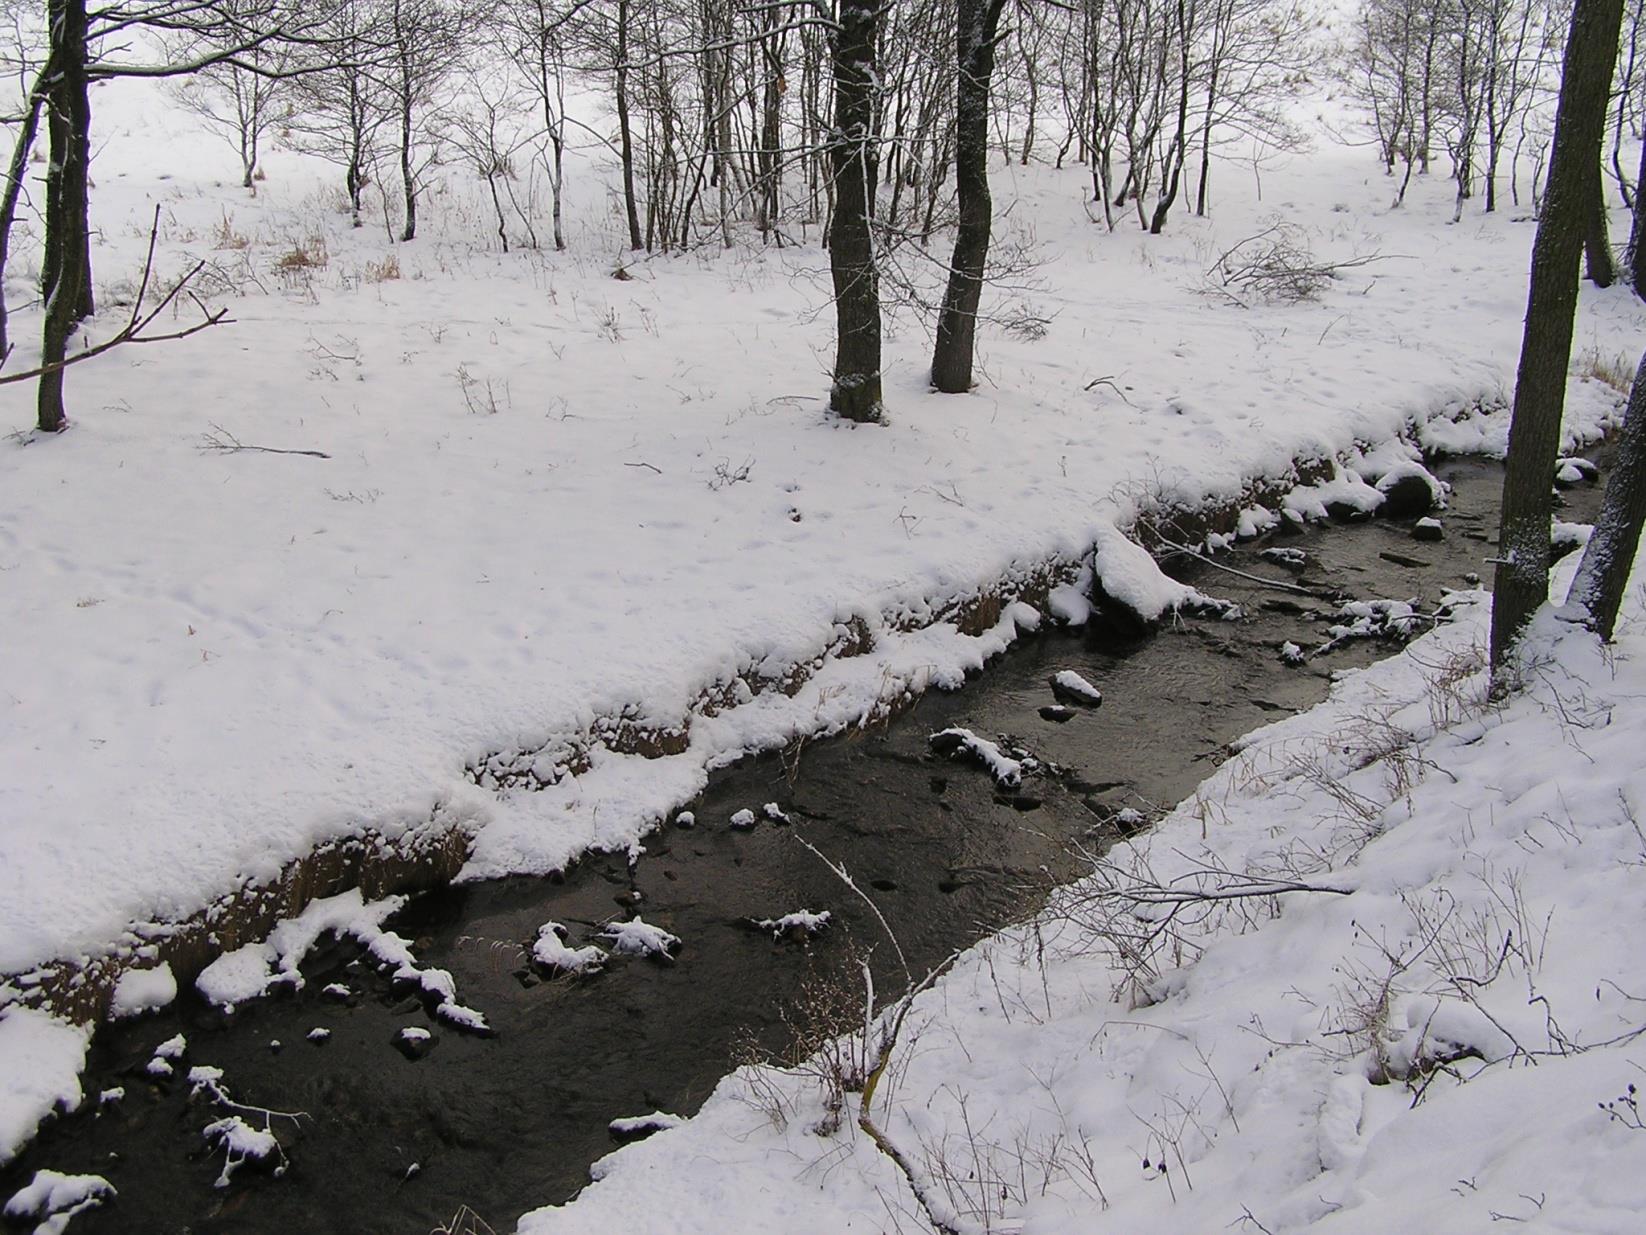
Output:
[
  {"xmin": 282, "ymin": 0, "xmax": 390, "ymax": 231},
  {"xmin": 0, "ymin": 10, "xmax": 46, "ymax": 361},
  {"xmin": 931, "ymin": 0, "xmax": 1008, "ymax": 394},
  {"xmin": 378, "ymin": 0, "xmax": 468, "ymax": 241},
  {"xmin": 827, "ymin": 0, "xmax": 885, "ymax": 422},
  {"xmin": 1490, "ymin": 0, "xmax": 1625, "ymax": 681},
  {"xmin": 497, "ymin": 0, "xmax": 581, "ymax": 251},
  {"xmin": 31, "ymin": 0, "xmax": 328, "ymax": 432},
  {"xmin": 166, "ymin": 1, "xmax": 294, "ymax": 189},
  {"xmin": 448, "ymin": 65, "xmax": 540, "ymax": 251}
]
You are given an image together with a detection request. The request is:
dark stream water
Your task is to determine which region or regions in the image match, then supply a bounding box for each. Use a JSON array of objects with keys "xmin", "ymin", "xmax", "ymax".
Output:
[{"xmin": 0, "ymin": 458, "xmax": 1603, "ymax": 1235}]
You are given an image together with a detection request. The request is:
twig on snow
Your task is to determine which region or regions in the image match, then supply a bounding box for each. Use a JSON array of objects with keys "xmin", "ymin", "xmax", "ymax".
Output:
[{"xmin": 199, "ymin": 423, "xmax": 331, "ymax": 459}]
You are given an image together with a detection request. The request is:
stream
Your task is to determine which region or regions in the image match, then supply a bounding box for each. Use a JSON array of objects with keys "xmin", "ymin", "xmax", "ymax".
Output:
[{"xmin": 0, "ymin": 456, "xmax": 1604, "ymax": 1235}]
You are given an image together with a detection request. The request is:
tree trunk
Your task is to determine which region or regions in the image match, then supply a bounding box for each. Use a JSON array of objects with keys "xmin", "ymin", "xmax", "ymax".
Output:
[
  {"xmin": 1567, "ymin": 350, "xmax": 1646, "ymax": 640},
  {"xmin": 1585, "ymin": 156, "xmax": 1616, "ymax": 287},
  {"xmin": 1194, "ymin": 57, "xmax": 1219, "ymax": 217},
  {"xmin": 616, "ymin": 0, "xmax": 643, "ymax": 251},
  {"xmin": 38, "ymin": 0, "xmax": 92, "ymax": 434},
  {"xmin": 550, "ymin": 134, "xmax": 566, "ymax": 252},
  {"xmin": 932, "ymin": 0, "xmax": 1006, "ymax": 394},
  {"xmin": 0, "ymin": 74, "xmax": 45, "ymax": 361},
  {"xmin": 1628, "ymin": 126, "xmax": 1646, "ymax": 296},
  {"xmin": 1148, "ymin": 0, "xmax": 1192, "ymax": 236},
  {"xmin": 1490, "ymin": 0, "xmax": 1625, "ymax": 679},
  {"xmin": 827, "ymin": 1, "xmax": 884, "ymax": 423},
  {"xmin": 399, "ymin": 91, "xmax": 417, "ymax": 242}
]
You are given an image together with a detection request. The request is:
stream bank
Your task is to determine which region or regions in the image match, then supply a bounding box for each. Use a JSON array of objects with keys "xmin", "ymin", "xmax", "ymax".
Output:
[{"xmin": 0, "ymin": 456, "xmax": 1604, "ymax": 1235}]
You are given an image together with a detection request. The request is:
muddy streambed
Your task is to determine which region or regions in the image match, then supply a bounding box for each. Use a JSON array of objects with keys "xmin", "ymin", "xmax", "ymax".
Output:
[{"xmin": 1, "ymin": 458, "xmax": 1603, "ymax": 1235}]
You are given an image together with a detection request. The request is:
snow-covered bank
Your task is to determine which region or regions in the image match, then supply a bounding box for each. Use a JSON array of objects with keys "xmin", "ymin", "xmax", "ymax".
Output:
[{"xmin": 521, "ymin": 556, "xmax": 1646, "ymax": 1235}]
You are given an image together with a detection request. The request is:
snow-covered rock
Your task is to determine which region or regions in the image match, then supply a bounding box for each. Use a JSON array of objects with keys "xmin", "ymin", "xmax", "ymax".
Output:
[
  {"xmin": 4, "ymin": 1169, "xmax": 115, "ymax": 1231},
  {"xmin": 753, "ymin": 910, "xmax": 831, "ymax": 941},
  {"xmin": 1049, "ymin": 670, "xmax": 1103, "ymax": 707},
  {"xmin": 928, "ymin": 728, "xmax": 1025, "ymax": 789},
  {"xmin": 598, "ymin": 918, "xmax": 681, "ymax": 959},
  {"xmin": 532, "ymin": 923, "xmax": 606, "ymax": 975},
  {"xmin": 109, "ymin": 963, "xmax": 177, "ymax": 1019}
]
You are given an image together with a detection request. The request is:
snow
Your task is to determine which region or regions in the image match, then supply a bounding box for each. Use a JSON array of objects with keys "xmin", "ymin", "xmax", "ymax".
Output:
[
  {"xmin": 1, "ymin": 39, "xmax": 1644, "ymax": 1201},
  {"xmin": 3, "ymin": 74, "xmax": 1636, "ymax": 1017},
  {"xmin": 753, "ymin": 910, "xmax": 832, "ymax": 940},
  {"xmin": 4, "ymin": 1170, "xmax": 115, "ymax": 1233},
  {"xmin": 0, "ymin": 1010, "xmax": 90, "ymax": 1166},
  {"xmin": 1091, "ymin": 523, "xmax": 1229, "ymax": 622},
  {"xmin": 928, "ymin": 727, "xmax": 1025, "ymax": 789},
  {"xmin": 1046, "ymin": 580, "xmax": 1093, "ymax": 625},
  {"xmin": 202, "ymin": 1116, "xmax": 284, "ymax": 1188},
  {"xmin": 195, "ymin": 889, "xmax": 488, "ymax": 1029},
  {"xmin": 597, "ymin": 918, "xmax": 681, "ymax": 958},
  {"xmin": 608, "ymin": 1111, "xmax": 686, "ymax": 1138},
  {"xmin": 1556, "ymin": 456, "xmax": 1599, "ymax": 485},
  {"xmin": 728, "ymin": 809, "xmax": 759, "ymax": 830},
  {"xmin": 531, "ymin": 922, "xmax": 606, "ymax": 974},
  {"xmin": 1049, "ymin": 669, "xmax": 1103, "ymax": 707},
  {"xmin": 153, "ymin": 1034, "xmax": 186, "ymax": 1059},
  {"xmin": 196, "ymin": 889, "xmax": 403, "ymax": 1006},
  {"xmin": 1372, "ymin": 457, "xmax": 1446, "ymax": 506},
  {"xmin": 524, "ymin": 561, "xmax": 1646, "ymax": 1235},
  {"xmin": 108, "ymin": 963, "xmax": 177, "ymax": 1018}
]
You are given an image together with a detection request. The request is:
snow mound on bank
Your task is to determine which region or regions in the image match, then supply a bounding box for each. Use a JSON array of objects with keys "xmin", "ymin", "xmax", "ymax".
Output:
[{"xmin": 0, "ymin": 1010, "xmax": 91, "ymax": 1166}]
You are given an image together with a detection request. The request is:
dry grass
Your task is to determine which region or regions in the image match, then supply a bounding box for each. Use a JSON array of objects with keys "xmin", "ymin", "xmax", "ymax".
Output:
[
  {"xmin": 212, "ymin": 211, "xmax": 251, "ymax": 251},
  {"xmin": 275, "ymin": 236, "xmax": 329, "ymax": 272},
  {"xmin": 365, "ymin": 254, "xmax": 401, "ymax": 283},
  {"xmin": 431, "ymin": 1205, "xmax": 497, "ymax": 1235},
  {"xmin": 1576, "ymin": 345, "xmax": 1635, "ymax": 395}
]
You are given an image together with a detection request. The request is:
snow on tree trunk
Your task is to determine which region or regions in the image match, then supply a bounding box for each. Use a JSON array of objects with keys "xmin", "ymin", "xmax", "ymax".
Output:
[{"xmin": 1567, "ymin": 351, "xmax": 1646, "ymax": 640}]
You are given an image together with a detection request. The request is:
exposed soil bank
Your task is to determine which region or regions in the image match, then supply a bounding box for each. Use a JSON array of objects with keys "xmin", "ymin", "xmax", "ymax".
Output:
[{"xmin": 0, "ymin": 458, "xmax": 1604, "ymax": 1234}]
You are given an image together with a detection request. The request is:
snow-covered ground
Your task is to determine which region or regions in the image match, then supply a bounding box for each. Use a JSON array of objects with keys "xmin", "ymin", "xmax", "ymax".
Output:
[
  {"xmin": 1, "ymin": 67, "xmax": 1643, "ymax": 1189},
  {"xmin": 521, "ymin": 559, "xmax": 1646, "ymax": 1235}
]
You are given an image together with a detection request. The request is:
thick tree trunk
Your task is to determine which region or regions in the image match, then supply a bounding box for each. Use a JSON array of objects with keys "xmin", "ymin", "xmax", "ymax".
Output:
[
  {"xmin": 38, "ymin": 0, "xmax": 92, "ymax": 434},
  {"xmin": 1490, "ymin": 0, "xmax": 1625, "ymax": 678},
  {"xmin": 932, "ymin": 0, "xmax": 1007, "ymax": 394},
  {"xmin": 1567, "ymin": 351, "xmax": 1646, "ymax": 640},
  {"xmin": 616, "ymin": 0, "xmax": 644, "ymax": 252},
  {"xmin": 827, "ymin": 1, "xmax": 884, "ymax": 423}
]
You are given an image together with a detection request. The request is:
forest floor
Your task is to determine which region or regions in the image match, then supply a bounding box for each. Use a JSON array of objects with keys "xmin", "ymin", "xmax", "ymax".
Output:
[{"xmin": 1, "ymin": 74, "xmax": 1643, "ymax": 1231}]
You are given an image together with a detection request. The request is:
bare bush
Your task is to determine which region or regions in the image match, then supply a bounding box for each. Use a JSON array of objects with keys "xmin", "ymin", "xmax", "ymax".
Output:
[{"xmin": 1204, "ymin": 223, "xmax": 1382, "ymax": 306}]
